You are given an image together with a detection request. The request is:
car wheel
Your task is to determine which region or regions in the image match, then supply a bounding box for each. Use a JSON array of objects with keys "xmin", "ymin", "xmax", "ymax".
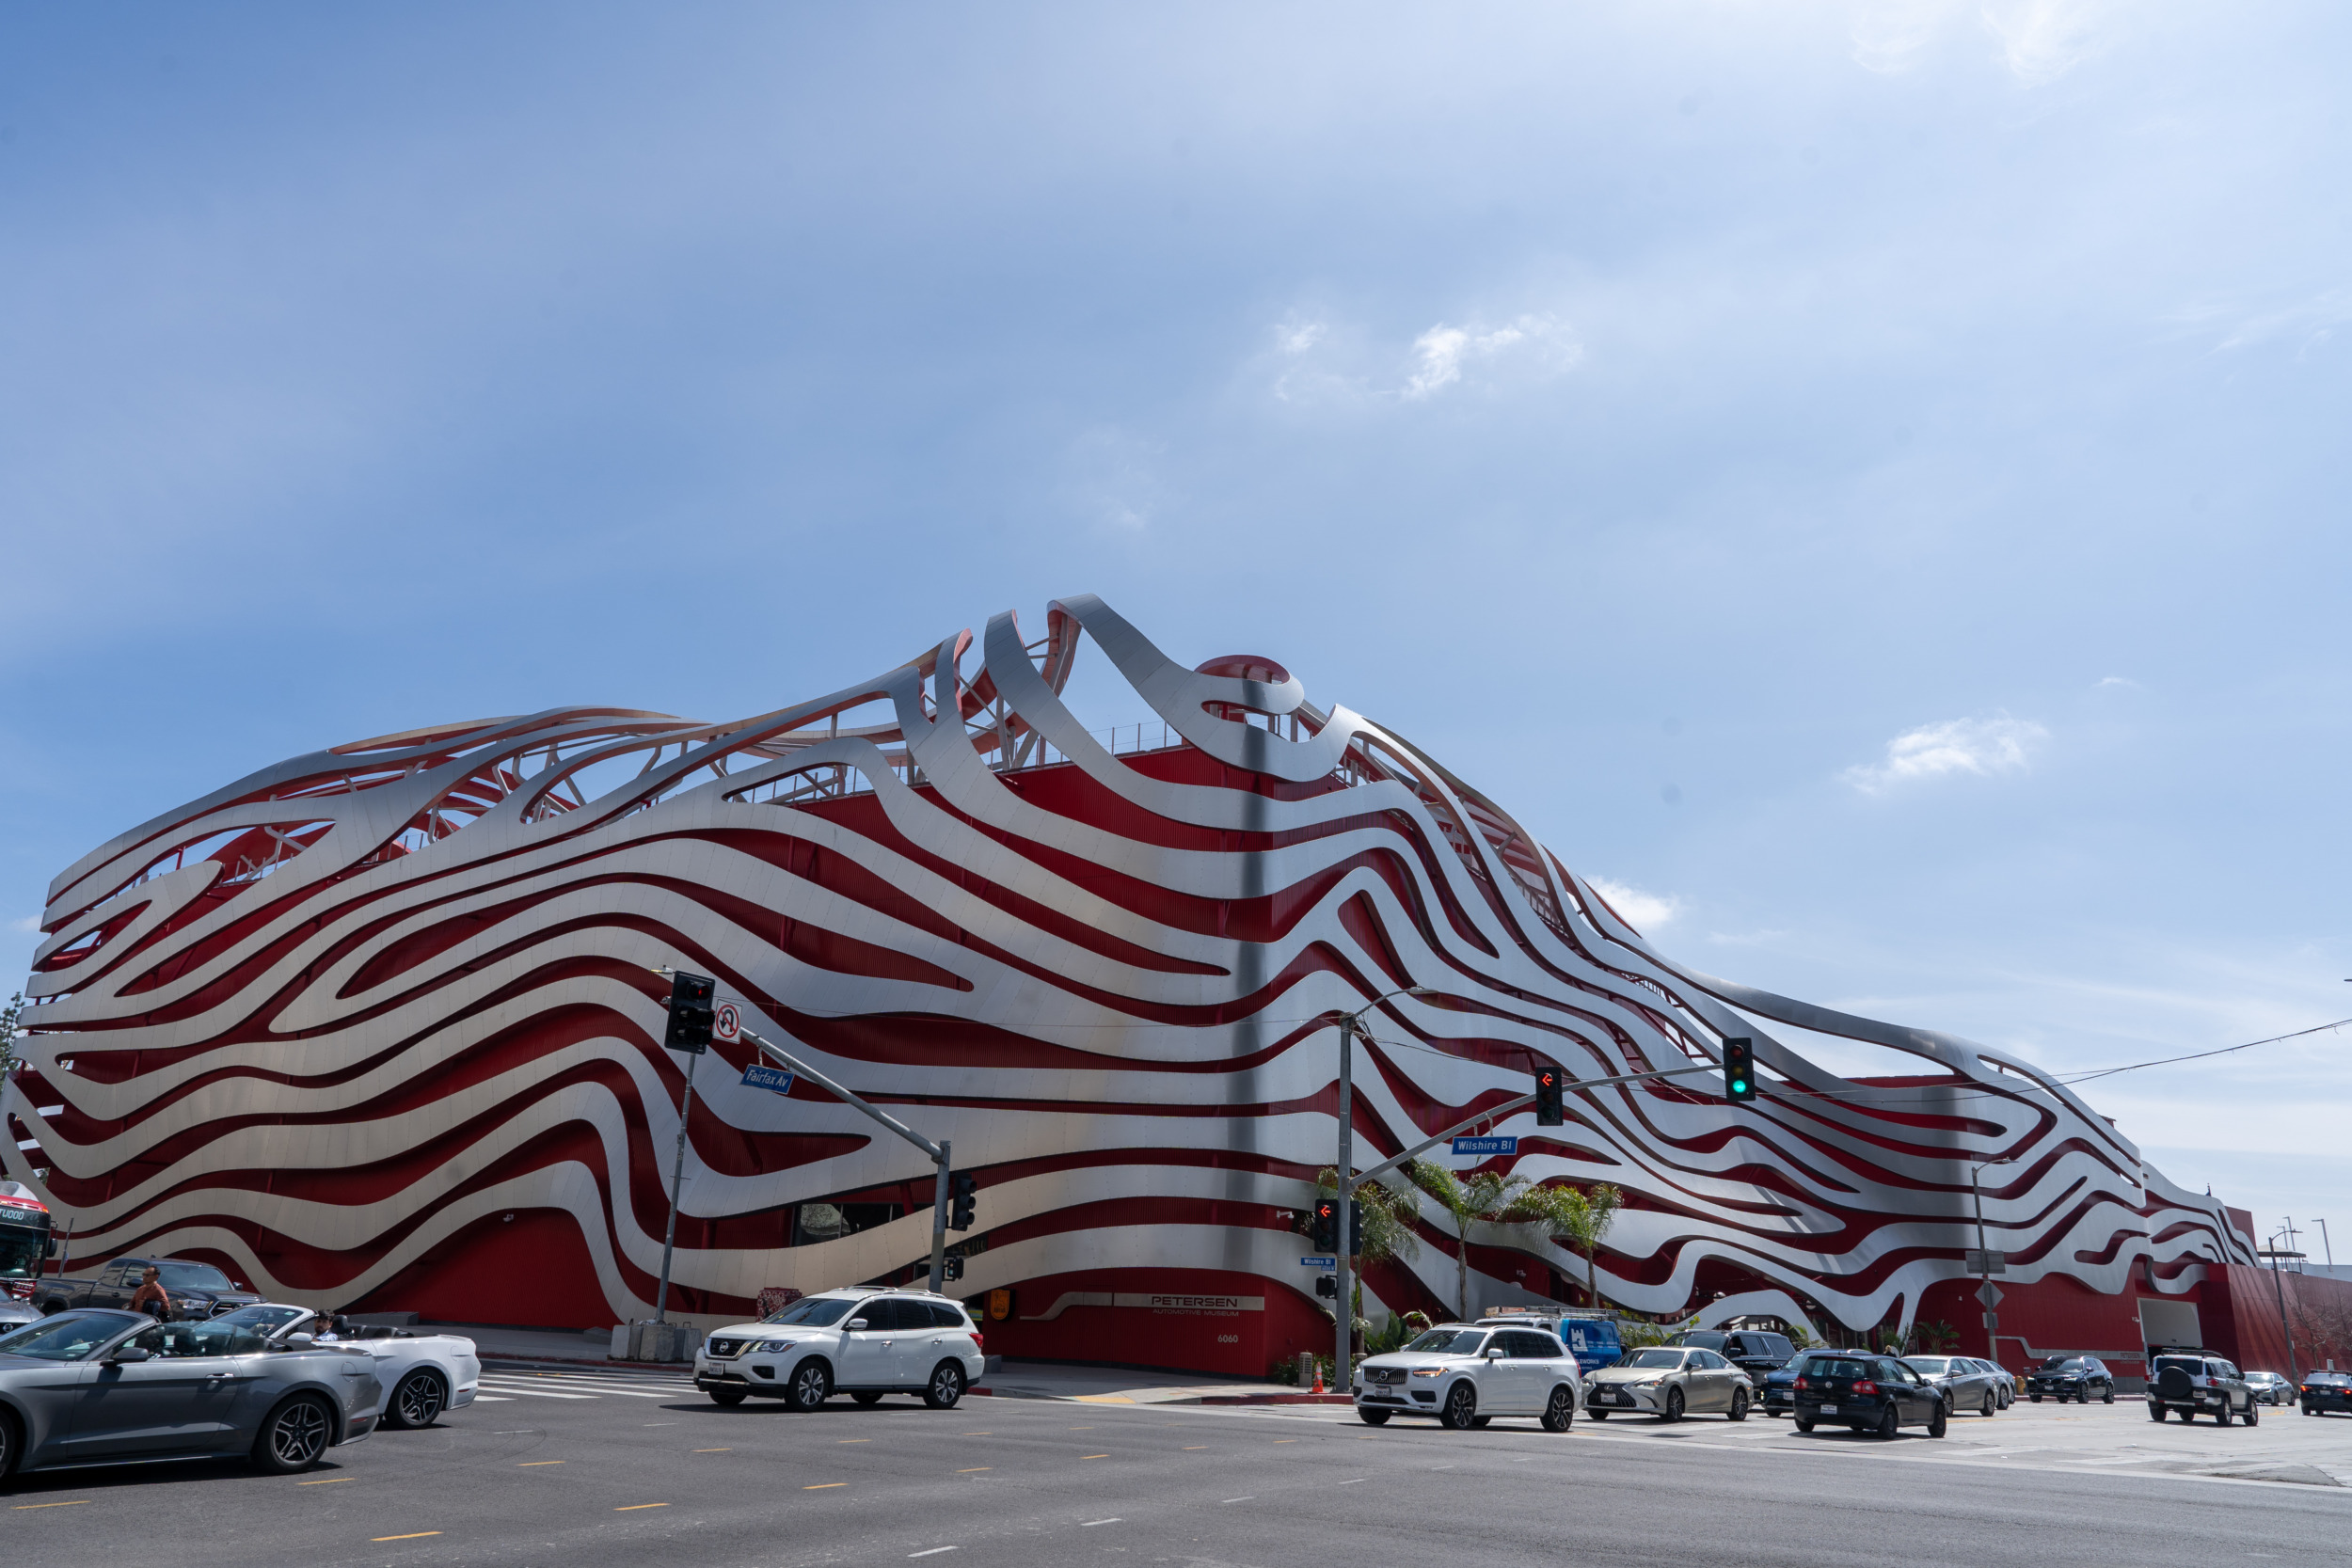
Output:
[
  {"xmin": 1982, "ymin": 1393, "xmax": 1997, "ymax": 1418},
  {"xmin": 0, "ymin": 1407, "xmax": 19, "ymax": 1480},
  {"xmin": 851, "ymin": 1391, "xmax": 884, "ymax": 1406},
  {"xmin": 707, "ymin": 1388, "xmax": 747, "ymax": 1406},
  {"xmin": 1469, "ymin": 1416, "xmax": 1492, "ymax": 1429},
  {"xmin": 2245, "ymin": 1401, "xmax": 2259, "ymax": 1428},
  {"xmin": 924, "ymin": 1362, "xmax": 965, "ymax": 1410},
  {"xmin": 1590, "ymin": 1409, "xmax": 1610, "ymax": 1420},
  {"xmin": 1728, "ymin": 1388, "xmax": 1749, "ymax": 1423},
  {"xmin": 1875, "ymin": 1407, "xmax": 1899, "ymax": 1441},
  {"xmin": 2147, "ymin": 1402, "xmax": 2166, "ymax": 1421},
  {"xmin": 2029, "ymin": 1394, "xmax": 2042, "ymax": 1403},
  {"xmin": 250, "ymin": 1394, "xmax": 334, "ymax": 1475},
  {"xmin": 1541, "ymin": 1387, "xmax": 1575, "ymax": 1433},
  {"xmin": 784, "ymin": 1359, "xmax": 832, "ymax": 1412},
  {"xmin": 386, "ymin": 1369, "xmax": 446, "ymax": 1431},
  {"xmin": 2214, "ymin": 1404, "xmax": 2232, "ymax": 1426},
  {"xmin": 1928, "ymin": 1401, "xmax": 1947, "ymax": 1439},
  {"xmin": 1661, "ymin": 1386, "xmax": 1684, "ymax": 1424},
  {"xmin": 2102, "ymin": 1386, "xmax": 2114, "ymax": 1405},
  {"xmin": 2304, "ymin": 1403, "xmax": 2316, "ymax": 1417},
  {"xmin": 1793, "ymin": 1418, "xmax": 1814, "ymax": 1433},
  {"xmin": 1439, "ymin": 1383, "xmax": 1478, "ymax": 1431},
  {"xmin": 1359, "ymin": 1408, "xmax": 1391, "ymax": 1427}
]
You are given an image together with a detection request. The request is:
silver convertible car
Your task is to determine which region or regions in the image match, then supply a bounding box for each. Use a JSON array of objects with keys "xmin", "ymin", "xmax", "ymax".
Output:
[
  {"xmin": 215, "ymin": 1305, "xmax": 480, "ymax": 1430},
  {"xmin": 0, "ymin": 1308, "xmax": 381, "ymax": 1483}
]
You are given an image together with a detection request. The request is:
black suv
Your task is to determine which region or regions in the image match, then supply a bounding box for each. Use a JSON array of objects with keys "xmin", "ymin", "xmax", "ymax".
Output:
[
  {"xmin": 2024, "ymin": 1355, "xmax": 2114, "ymax": 1404},
  {"xmin": 2301, "ymin": 1372, "xmax": 2352, "ymax": 1417},
  {"xmin": 2147, "ymin": 1350, "xmax": 2256, "ymax": 1424},
  {"xmin": 1670, "ymin": 1329, "xmax": 1798, "ymax": 1386},
  {"xmin": 1791, "ymin": 1352, "xmax": 1948, "ymax": 1439}
]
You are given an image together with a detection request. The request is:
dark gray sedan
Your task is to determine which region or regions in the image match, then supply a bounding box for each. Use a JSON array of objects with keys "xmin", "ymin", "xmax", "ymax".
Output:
[
  {"xmin": 1902, "ymin": 1354, "xmax": 2004, "ymax": 1418},
  {"xmin": 0, "ymin": 1308, "xmax": 382, "ymax": 1483}
]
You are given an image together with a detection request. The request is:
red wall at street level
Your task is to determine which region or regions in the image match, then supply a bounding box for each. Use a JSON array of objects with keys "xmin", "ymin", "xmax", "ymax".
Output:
[{"xmin": 974, "ymin": 1267, "xmax": 1327, "ymax": 1379}]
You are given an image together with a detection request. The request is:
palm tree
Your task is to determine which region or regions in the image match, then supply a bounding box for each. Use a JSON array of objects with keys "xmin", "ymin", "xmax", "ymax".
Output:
[
  {"xmin": 1405, "ymin": 1162, "xmax": 1576, "ymax": 1320},
  {"xmin": 1549, "ymin": 1182, "xmax": 1624, "ymax": 1311}
]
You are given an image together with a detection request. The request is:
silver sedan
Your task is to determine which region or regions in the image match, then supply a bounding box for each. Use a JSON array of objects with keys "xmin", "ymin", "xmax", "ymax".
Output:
[
  {"xmin": 1901, "ymin": 1355, "xmax": 2003, "ymax": 1418},
  {"xmin": 0, "ymin": 1308, "xmax": 382, "ymax": 1483}
]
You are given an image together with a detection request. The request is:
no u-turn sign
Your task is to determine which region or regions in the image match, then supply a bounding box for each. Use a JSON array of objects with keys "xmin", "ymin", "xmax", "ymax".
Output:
[{"xmin": 713, "ymin": 1001, "xmax": 742, "ymax": 1043}]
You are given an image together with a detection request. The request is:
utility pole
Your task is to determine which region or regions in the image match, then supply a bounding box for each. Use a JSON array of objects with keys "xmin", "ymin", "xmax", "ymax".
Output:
[
  {"xmin": 2262, "ymin": 1226, "xmax": 2305, "ymax": 1385},
  {"xmin": 1970, "ymin": 1158, "xmax": 2012, "ymax": 1365},
  {"xmin": 2320, "ymin": 1218, "xmax": 2335, "ymax": 1271}
]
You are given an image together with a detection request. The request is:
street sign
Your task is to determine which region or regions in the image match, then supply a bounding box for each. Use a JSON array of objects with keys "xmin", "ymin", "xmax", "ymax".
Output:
[
  {"xmin": 1977, "ymin": 1281, "xmax": 2004, "ymax": 1307},
  {"xmin": 1452, "ymin": 1135, "xmax": 1518, "ymax": 1157},
  {"xmin": 713, "ymin": 1001, "xmax": 742, "ymax": 1044},
  {"xmin": 1299, "ymin": 1255, "xmax": 1336, "ymax": 1268},
  {"xmin": 1964, "ymin": 1249, "xmax": 2008, "ymax": 1274},
  {"xmin": 740, "ymin": 1062, "xmax": 796, "ymax": 1096}
]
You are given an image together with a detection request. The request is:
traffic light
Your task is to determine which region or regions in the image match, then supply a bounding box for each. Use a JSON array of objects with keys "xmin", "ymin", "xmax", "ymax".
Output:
[
  {"xmin": 949, "ymin": 1172, "xmax": 977, "ymax": 1231},
  {"xmin": 664, "ymin": 972, "xmax": 715, "ymax": 1055},
  {"xmin": 1347, "ymin": 1199, "xmax": 1366, "ymax": 1253},
  {"xmin": 943, "ymin": 1249, "xmax": 965, "ymax": 1283},
  {"xmin": 1534, "ymin": 1065, "xmax": 1565, "ymax": 1126},
  {"xmin": 1723, "ymin": 1037, "xmax": 1756, "ymax": 1103},
  {"xmin": 1315, "ymin": 1273, "xmax": 1339, "ymax": 1299},
  {"xmin": 1309, "ymin": 1197, "xmax": 1339, "ymax": 1253}
]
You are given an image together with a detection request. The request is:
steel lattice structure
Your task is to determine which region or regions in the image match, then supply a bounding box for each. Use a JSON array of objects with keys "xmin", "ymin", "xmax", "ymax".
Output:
[{"xmin": 8, "ymin": 596, "xmax": 2252, "ymax": 1369}]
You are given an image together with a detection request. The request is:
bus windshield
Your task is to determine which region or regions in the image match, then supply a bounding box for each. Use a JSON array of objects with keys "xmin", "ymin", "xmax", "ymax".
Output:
[{"xmin": 0, "ymin": 1231, "xmax": 44, "ymax": 1282}]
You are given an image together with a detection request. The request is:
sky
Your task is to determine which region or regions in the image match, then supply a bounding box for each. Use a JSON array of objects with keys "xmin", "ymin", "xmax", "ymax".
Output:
[{"xmin": 2, "ymin": 2, "xmax": 2345, "ymax": 1259}]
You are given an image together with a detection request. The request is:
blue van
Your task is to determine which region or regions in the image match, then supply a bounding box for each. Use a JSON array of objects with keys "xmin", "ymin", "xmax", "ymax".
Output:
[{"xmin": 1477, "ymin": 1311, "xmax": 1622, "ymax": 1376}]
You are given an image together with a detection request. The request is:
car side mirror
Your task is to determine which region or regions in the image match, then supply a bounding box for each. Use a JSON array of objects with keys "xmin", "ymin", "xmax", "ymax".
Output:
[
  {"xmin": 846, "ymin": 1319, "xmax": 869, "ymax": 1332},
  {"xmin": 110, "ymin": 1345, "xmax": 152, "ymax": 1363},
  {"xmin": 285, "ymin": 1333, "xmax": 315, "ymax": 1347},
  {"xmin": 1485, "ymin": 1347, "xmax": 1507, "ymax": 1360}
]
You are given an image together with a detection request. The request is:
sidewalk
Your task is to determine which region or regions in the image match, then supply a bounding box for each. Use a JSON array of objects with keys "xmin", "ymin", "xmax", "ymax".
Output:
[{"xmin": 430, "ymin": 1322, "xmax": 1351, "ymax": 1404}]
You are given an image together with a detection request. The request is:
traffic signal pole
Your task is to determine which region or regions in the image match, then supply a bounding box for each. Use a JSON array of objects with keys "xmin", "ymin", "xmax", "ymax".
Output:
[
  {"xmin": 927, "ymin": 1143, "xmax": 953, "ymax": 1294},
  {"xmin": 653, "ymin": 1049, "xmax": 698, "ymax": 1326},
  {"xmin": 1335, "ymin": 1014, "xmax": 1355, "ymax": 1392}
]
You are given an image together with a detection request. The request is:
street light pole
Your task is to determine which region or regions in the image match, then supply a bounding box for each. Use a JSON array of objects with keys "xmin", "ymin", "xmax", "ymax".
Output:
[
  {"xmin": 1971, "ymin": 1158, "xmax": 2012, "ymax": 1364},
  {"xmin": 1335, "ymin": 1014, "xmax": 1355, "ymax": 1392}
]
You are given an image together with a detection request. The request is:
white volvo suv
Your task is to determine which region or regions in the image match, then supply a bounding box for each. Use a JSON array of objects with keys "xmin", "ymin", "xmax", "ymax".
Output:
[
  {"xmin": 693, "ymin": 1289, "xmax": 986, "ymax": 1411},
  {"xmin": 1354, "ymin": 1323, "xmax": 1582, "ymax": 1432}
]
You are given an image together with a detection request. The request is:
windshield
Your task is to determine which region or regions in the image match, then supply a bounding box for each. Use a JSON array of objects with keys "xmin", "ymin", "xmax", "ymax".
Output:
[
  {"xmin": 2039, "ymin": 1358, "xmax": 2086, "ymax": 1371},
  {"xmin": 1617, "ymin": 1349, "xmax": 1687, "ymax": 1370},
  {"xmin": 218, "ymin": 1305, "xmax": 311, "ymax": 1332},
  {"xmin": 1402, "ymin": 1329, "xmax": 1489, "ymax": 1356},
  {"xmin": 152, "ymin": 1262, "xmax": 234, "ymax": 1291},
  {"xmin": 1673, "ymin": 1332, "xmax": 1727, "ymax": 1352},
  {"xmin": 765, "ymin": 1296, "xmax": 858, "ymax": 1327},
  {"xmin": 0, "ymin": 1233, "xmax": 42, "ymax": 1280},
  {"xmin": 1803, "ymin": 1357, "xmax": 1873, "ymax": 1380},
  {"xmin": 1904, "ymin": 1357, "xmax": 1952, "ymax": 1373},
  {"xmin": 0, "ymin": 1310, "xmax": 140, "ymax": 1361}
]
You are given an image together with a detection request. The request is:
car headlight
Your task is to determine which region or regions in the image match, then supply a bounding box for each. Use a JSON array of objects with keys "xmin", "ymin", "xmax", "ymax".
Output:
[
  {"xmin": 1408, "ymin": 1367, "xmax": 1443, "ymax": 1379},
  {"xmin": 756, "ymin": 1339, "xmax": 797, "ymax": 1353}
]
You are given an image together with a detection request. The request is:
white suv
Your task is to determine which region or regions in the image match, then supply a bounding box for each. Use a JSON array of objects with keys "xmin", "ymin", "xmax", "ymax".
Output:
[
  {"xmin": 1353, "ymin": 1323, "xmax": 1582, "ymax": 1432},
  {"xmin": 693, "ymin": 1289, "xmax": 986, "ymax": 1412}
]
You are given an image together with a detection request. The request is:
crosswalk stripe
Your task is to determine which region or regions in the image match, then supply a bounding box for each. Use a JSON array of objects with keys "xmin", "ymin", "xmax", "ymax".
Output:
[
  {"xmin": 478, "ymin": 1379, "xmax": 693, "ymax": 1397},
  {"xmin": 469, "ymin": 1385, "xmax": 598, "ymax": 1400}
]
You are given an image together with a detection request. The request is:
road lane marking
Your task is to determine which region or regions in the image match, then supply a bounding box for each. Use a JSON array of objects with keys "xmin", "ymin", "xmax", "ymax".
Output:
[
  {"xmin": 1221, "ymin": 1497, "xmax": 1254, "ymax": 1504},
  {"xmin": 838, "ymin": 1438, "xmax": 871, "ymax": 1444},
  {"xmin": 614, "ymin": 1503, "xmax": 670, "ymax": 1512},
  {"xmin": 911, "ymin": 1549, "xmax": 958, "ymax": 1559},
  {"xmin": 957, "ymin": 1467, "xmax": 992, "ymax": 1473},
  {"xmin": 13, "ymin": 1500, "xmax": 88, "ymax": 1509},
  {"xmin": 1081, "ymin": 1518, "xmax": 1120, "ymax": 1527},
  {"xmin": 961, "ymin": 1432, "xmax": 991, "ymax": 1435},
  {"xmin": 693, "ymin": 1449, "xmax": 732, "ymax": 1453},
  {"xmin": 1183, "ymin": 1446, "xmax": 1208, "ymax": 1450},
  {"xmin": 519, "ymin": 1461, "xmax": 565, "ymax": 1466},
  {"xmin": 1081, "ymin": 1454, "xmax": 1109, "ymax": 1460},
  {"xmin": 372, "ymin": 1533, "xmax": 442, "ymax": 1541},
  {"xmin": 1068, "ymin": 1426, "xmax": 1094, "ymax": 1430},
  {"xmin": 1338, "ymin": 1479, "xmax": 1365, "ymax": 1485},
  {"xmin": 806, "ymin": 1483, "xmax": 849, "ymax": 1490},
  {"xmin": 1273, "ymin": 1439, "xmax": 1297, "ymax": 1444},
  {"xmin": 470, "ymin": 1386, "xmax": 596, "ymax": 1400},
  {"xmin": 471, "ymin": 1395, "xmax": 516, "ymax": 1402},
  {"xmin": 299, "ymin": 1478, "xmax": 353, "ymax": 1485}
]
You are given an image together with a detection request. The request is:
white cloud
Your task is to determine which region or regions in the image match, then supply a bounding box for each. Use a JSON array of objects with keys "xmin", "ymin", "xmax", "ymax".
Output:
[
  {"xmin": 8, "ymin": 916, "xmax": 37, "ymax": 935},
  {"xmin": 2093, "ymin": 674, "xmax": 2137, "ymax": 689},
  {"xmin": 1402, "ymin": 314, "xmax": 1580, "ymax": 401},
  {"xmin": 1841, "ymin": 713, "xmax": 2048, "ymax": 794},
  {"xmin": 1980, "ymin": 0, "xmax": 2122, "ymax": 87},
  {"xmin": 1587, "ymin": 877, "xmax": 1680, "ymax": 931}
]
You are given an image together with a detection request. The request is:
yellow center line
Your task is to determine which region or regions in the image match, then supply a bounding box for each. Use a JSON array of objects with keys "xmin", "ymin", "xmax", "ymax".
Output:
[
  {"xmin": 1068, "ymin": 1425, "xmax": 1094, "ymax": 1430},
  {"xmin": 805, "ymin": 1482, "xmax": 849, "ymax": 1490},
  {"xmin": 14, "ymin": 1500, "xmax": 89, "ymax": 1510},
  {"xmin": 299, "ymin": 1477, "xmax": 353, "ymax": 1485},
  {"xmin": 1273, "ymin": 1439, "xmax": 1297, "ymax": 1444},
  {"xmin": 1182, "ymin": 1445, "xmax": 1208, "ymax": 1450},
  {"xmin": 372, "ymin": 1532, "xmax": 442, "ymax": 1542},
  {"xmin": 518, "ymin": 1461, "xmax": 564, "ymax": 1466},
  {"xmin": 837, "ymin": 1438, "xmax": 870, "ymax": 1444},
  {"xmin": 961, "ymin": 1431, "xmax": 992, "ymax": 1435},
  {"xmin": 692, "ymin": 1448, "xmax": 731, "ymax": 1453},
  {"xmin": 614, "ymin": 1503, "xmax": 669, "ymax": 1512},
  {"xmin": 956, "ymin": 1466, "xmax": 992, "ymax": 1473},
  {"xmin": 1081, "ymin": 1454, "xmax": 1110, "ymax": 1460}
]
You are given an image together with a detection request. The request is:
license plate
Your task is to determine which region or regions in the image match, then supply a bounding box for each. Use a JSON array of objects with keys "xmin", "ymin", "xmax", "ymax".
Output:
[{"xmin": 1818, "ymin": 1403, "xmax": 1837, "ymax": 1415}]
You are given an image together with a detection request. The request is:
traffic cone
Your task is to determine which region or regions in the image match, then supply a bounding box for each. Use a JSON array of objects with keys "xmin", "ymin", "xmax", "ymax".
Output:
[{"xmin": 1311, "ymin": 1366, "xmax": 1325, "ymax": 1394}]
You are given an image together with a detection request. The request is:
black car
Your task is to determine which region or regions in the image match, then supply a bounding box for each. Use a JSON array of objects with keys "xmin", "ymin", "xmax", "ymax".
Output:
[
  {"xmin": 1791, "ymin": 1353, "xmax": 1948, "ymax": 1439},
  {"xmin": 2300, "ymin": 1372, "xmax": 2352, "ymax": 1417},
  {"xmin": 2024, "ymin": 1355, "xmax": 2113, "ymax": 1403},
  {"xmin": 1669, "ymin": 1329, "xmax": 1799, "ymax": 1386}
]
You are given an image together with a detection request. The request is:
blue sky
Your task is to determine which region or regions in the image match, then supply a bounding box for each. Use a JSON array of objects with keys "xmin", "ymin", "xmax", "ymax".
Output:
[{"xmin": 4, "ymin": 3, "xmax": 2345, "ymax": 1257}]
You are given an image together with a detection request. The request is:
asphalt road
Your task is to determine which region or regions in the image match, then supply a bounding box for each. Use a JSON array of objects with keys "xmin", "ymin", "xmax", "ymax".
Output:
[{"xmin": 8, "ymin": 1363, "xmax": 2350, "ymax": 1568}]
